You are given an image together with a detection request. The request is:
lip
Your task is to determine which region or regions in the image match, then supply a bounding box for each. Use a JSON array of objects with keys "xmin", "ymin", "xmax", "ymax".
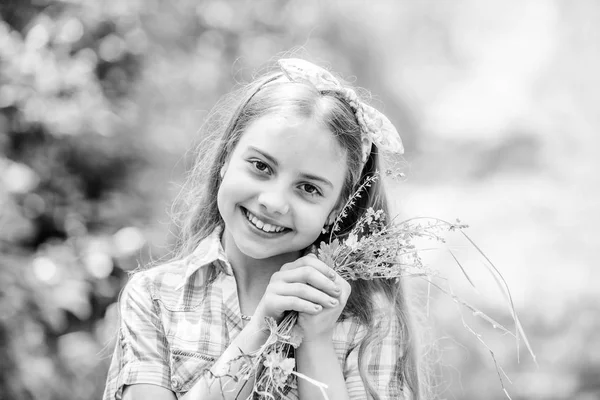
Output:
[{"xmin": 240, "ymin": 206, "xmax": 290, "ymax": 236}]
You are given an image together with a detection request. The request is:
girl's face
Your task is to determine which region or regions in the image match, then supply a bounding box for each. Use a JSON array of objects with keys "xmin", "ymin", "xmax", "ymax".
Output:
[{"xmin": 217, "ymin": 113, "xmax": 347, "ymax": 260}]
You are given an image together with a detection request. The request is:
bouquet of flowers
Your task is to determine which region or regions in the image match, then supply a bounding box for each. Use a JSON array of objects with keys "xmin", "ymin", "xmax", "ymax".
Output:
[{"xmin": 207, "ymin": 175, "xmax": 535, "ymax": 400}]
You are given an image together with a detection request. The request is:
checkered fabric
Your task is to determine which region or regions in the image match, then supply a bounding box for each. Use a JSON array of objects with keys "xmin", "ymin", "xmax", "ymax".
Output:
[{"xmin": 103, "ymin": 227, "xmax": 406, "ymax": 399}]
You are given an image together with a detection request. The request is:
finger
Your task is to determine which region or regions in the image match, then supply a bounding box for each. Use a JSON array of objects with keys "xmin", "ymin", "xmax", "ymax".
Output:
[
  {"xmin": 304, "ymin": 254, "xmax": 338, "ymax": 281},
  {"xmin": 277, "ymin": 295, "xmax": 324, "ymax": 315},
  {"xmin": 281, "ymin": 255, "xmax": 337, "ymax": 281},
  {"xmin": 278, "ymin": 267, "xmax": 341, "ymax": 298},
  {"xmin": 278, "ymin": 283, "xmax": 340, "ymax": 308},
  {"xmin": 339, "ymin": 279, "xmax": 352, "ymax": 302}
]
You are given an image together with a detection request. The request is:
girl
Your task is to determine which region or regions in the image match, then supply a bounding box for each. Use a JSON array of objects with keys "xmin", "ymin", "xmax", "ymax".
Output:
[{"xmin": 103, "ymin": 58, "xmax": 423, "ymax": 400}]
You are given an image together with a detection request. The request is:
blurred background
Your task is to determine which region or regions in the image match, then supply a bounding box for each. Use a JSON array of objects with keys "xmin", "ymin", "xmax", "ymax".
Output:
[{"xmin": 0, "ymin": 0, "xmax": 598, "ymax": 399}]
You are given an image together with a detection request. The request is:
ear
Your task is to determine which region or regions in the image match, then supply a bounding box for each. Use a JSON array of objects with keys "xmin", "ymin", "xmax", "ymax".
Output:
[
  {"xmin": 220, "ymin": 159, "xmax": 230, "ymax": 179},
  {"xmin": 326, "ymin": 207, "xmax": 340, "ymax": 226}
]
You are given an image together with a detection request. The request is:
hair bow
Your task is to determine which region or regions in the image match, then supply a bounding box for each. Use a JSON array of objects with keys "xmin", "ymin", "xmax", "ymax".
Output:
[{"xmin": 277, "ymin": 58, "xmax": 404, "ymax": 162}]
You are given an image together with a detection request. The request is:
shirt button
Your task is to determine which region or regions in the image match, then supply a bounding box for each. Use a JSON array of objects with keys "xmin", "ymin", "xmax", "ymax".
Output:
[{"xmin": 171, "ymin": 377, "xmax": 181, "ymax": 390}]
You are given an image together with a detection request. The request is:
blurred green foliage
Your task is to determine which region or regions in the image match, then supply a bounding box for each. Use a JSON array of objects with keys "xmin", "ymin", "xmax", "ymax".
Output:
[
  {"xmin": 1, "ymin": 1, "xmax": 599, "ymax": 399},
  {"xmin": 0, "ymin": 0, "xmax": 150, "ymax": 398}
]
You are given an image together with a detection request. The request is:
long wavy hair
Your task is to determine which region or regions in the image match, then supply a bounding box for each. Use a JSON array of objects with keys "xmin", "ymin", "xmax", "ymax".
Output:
[{"xmin": 171, "ymin": 63, "xmax": 425, "ymax": 399}]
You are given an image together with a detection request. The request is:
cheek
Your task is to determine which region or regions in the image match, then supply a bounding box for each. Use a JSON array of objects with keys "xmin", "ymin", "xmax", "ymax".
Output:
[
  {"xmin": 294, "ymin": 202, "xmax": 334, "ymax": 230},
  {"xmin": 216, "ymin": 181, "xmax": 227, "ymax": 217},
  {"xmin": 217, "ymin": 164, "xmax": 255, "ymax": 215},
  {"xmin": 216, "ymin": 170, "xmax": 240, "ymax": 212},
  {"xmin": 219, "ymin": 162, "xmax": 245, "ymax": 192}
]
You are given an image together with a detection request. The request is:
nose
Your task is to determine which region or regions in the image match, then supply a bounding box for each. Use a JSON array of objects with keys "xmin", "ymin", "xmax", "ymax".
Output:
[{"xmin": 257, "ymin": 187, "xmax": 290, "ymax": 216}]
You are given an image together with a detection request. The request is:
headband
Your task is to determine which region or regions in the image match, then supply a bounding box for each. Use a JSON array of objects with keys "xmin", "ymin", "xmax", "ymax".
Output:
[{"xmin": 277, "ymin": 58, "xmax": 404, "ymax": 163}]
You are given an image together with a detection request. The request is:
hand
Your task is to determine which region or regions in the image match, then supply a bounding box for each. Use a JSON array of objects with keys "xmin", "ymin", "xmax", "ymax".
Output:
[
  {"xmin": 252, "ymin": 254, "xmax": 343, "ymax": 326},
  {"xmin": 296, "ymin": 256, "xmax": 351, "ymax": 343}
]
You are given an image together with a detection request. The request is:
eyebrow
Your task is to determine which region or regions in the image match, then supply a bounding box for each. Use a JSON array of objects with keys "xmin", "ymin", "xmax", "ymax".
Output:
[
  {"xmin": 248, "ymin": 146, "xmax": 334, "ymax": 189},
  {"xmin": 300, "ymin": 172, "xmax": 333, "ymax": 189},
  {"xmin": 249, "ymin": 146, "xmax": 279, "ymax": 167}
]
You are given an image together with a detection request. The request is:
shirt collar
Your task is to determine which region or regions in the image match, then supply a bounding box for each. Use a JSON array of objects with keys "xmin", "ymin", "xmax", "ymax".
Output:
[{"xmin": 176, "ymin": 226, "xmax": 232, "ymax": 290}]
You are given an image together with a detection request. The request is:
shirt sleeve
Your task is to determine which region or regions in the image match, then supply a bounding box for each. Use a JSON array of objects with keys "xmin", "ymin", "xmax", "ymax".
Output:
[
  {"xmin": 344, "ymin": 315, "xmax": 407, "ymax": 400},
  {"xmin": 103, "ymin": 272, "xmax": 172, "ymax": 400}
]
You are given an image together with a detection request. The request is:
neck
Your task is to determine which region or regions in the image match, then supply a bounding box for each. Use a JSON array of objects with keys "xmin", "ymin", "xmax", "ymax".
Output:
[{"xmin": 221, "ymin": 229, "xmax": 301, "ymax": 313}]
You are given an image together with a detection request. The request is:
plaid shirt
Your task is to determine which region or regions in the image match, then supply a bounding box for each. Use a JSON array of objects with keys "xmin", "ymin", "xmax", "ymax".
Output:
[{"xmin": 103, "ymin": 227, "xmax": 406, "ymax": 400}]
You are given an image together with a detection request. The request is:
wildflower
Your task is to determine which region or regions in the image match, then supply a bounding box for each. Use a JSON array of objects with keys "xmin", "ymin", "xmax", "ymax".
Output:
[
  {"xmin": 288, "ymin": 325, "xmax": 303, "ymax": 348},
  {"xmin": 263, "ymin": 351, "xmax": 296, "ymax": 389},
  {"xmin": 345, "ymin": 233, "xmax": 360, "ymax": 251},
  {"xmin": 209, "ymin": 176, "xmax": 533, "ymax": 400}
]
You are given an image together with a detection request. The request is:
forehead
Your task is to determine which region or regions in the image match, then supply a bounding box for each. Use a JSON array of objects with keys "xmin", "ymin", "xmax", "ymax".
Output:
[{"xmin": 236, "ymin": 114, "xmax": 347, "ymax": 181}]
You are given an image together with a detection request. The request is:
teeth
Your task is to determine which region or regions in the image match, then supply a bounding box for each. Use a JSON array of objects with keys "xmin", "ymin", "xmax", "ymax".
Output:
[
  {"xmin": 263, "ymin": 223, "xmax": 281, "ymax": 233},
  {"xmin": 245, "ymin": 210, "xmax": 285, "ymax": 233},
  {"xmin": 253, "ymin": 217, "xmax": 264, "ymax": 229},
  {"xmin": 263, "ymin": 223, "xmax": 275, "ymax": 232}
]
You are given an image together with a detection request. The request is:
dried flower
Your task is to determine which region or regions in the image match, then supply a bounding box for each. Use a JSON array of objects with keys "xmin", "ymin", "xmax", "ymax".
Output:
[
  {"xmin": 288, "ymin": 326, "xmax": 303, "ymax": 348},
  {"xmin": 263, "ymin": 351, "xmax": 296, "ymax": 389},
  {"xmin": 206, "ymin": 172, "xmax": 534, "ymax": 400},
  {"xmin": 345, "ymin": 233, "xmax": 359, "ymax": 251}
]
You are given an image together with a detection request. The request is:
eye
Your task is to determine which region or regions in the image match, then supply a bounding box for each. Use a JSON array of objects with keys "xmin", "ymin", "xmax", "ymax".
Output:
[
  {"xmin": 250, "ymin": 160, "xmax": 271, "ymax": 174},
  {"xmin": 300, "ymin": 183, "xmax": 322, "ymax": 196}
]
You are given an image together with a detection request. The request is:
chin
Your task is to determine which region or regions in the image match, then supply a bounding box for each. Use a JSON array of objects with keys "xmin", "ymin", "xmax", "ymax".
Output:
[
  {"xmin": 237, "ymin": 236, "xmax": 314, "ymax": 261},
  {"xmin": 237, "ymin": 243, "xmax": 275, "ymax": 260},
  {"xmin": 240, "ymin": 241, "xmax": 296, "ymax": 260}
]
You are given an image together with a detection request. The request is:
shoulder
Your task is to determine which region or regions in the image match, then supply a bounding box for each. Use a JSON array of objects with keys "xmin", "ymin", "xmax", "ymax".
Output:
[
  {"xmin": 122, "ymin": 256, "xmax": 220, "ymax": 314},
  {"xmin": 121, "ymin": 259, "xmax": 190, "ymax": 303},
  {"xmin": 333, "ymin": 315, "xmax": 366, "ymax": 350},
  {"xmin": 339, "ymin": 291, "xmax": 400, "ymax": 345}
]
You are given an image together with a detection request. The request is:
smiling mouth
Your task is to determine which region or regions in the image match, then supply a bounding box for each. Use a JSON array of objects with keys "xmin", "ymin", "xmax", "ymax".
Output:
[{"xmin": 242, "ymin": 208, "xmax": 289, "ymax": 234}]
